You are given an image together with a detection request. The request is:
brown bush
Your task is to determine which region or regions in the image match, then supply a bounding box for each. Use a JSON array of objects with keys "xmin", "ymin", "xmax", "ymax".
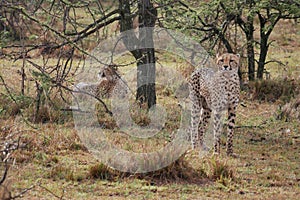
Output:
[{"xmin": 249, "ymin": 79, "xmax": 299, "ymax": 103}]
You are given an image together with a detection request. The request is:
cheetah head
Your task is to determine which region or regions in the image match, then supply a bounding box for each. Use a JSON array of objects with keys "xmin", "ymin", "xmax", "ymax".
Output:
[
  {"xmin": 216, "ymin": 53, "xmax": 240, "ymax": 72},
  {"xmin": 97, "ymin": 65, "xmax": 119, "ymax": 82}
]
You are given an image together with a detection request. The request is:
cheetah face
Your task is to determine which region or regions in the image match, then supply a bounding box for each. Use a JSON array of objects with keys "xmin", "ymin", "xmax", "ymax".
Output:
[
  {"xmin": 216, "ymin": 53, "xmax": 240, "ymax": 72},
  {"xmin": 97, "ymin": 65, "xmax": 119, "ymax": 82},
  {"xmin": 97, "ymin": 70, "xmax": 106, "ymax": 81}
]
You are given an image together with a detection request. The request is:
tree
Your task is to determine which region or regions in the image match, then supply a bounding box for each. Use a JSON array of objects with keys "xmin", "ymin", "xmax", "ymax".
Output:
[
  {"xmin": 160, "ymin": 0, "xmax": 245, "ymax": 79},
  {"xmin": 0, "ymin": 0, "xmax": 121, "ymax": 120},
  {"xmin": 160, "ymin": 0, "xmax": 300, "ymax": 80},
  {"xmin": 231, "ymin": 0, "xmax": 256, "ymax": 81},
  {"xmin": 119, "ymin": 0, "xmax": 157, "ymax": 109},
  {"xmin": 0, "ymin": 0, "xmax": 158, "ymax": 116},
  {"xmin": 226, "ymin": 0, "xmax": 300, "ymax": 79},
  {"xmin": 255, "ymin": 0, "xmax": 300, "ymax": 79}
]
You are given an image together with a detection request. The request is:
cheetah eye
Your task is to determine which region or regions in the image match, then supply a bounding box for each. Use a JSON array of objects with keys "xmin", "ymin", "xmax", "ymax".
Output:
[{"xmin": 229, "ymin": 59, "xmax": 235, "ymax": 63}]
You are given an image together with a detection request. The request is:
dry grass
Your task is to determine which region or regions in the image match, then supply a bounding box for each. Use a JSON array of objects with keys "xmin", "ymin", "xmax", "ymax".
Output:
[
  {"xmin": 1, "ymin": 19, "xmax": 300, "ymax": 200},
  {"xmin": 2, "ymin": 93, "xmax": 299, "ymax": 199},
  {"xmin": 277, "ymin": 95, "xmax": 300, "ymax": 121}
]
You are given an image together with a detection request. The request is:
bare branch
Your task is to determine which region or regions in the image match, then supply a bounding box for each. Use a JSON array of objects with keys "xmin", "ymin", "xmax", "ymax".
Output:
[
  {"xmin": 65, "ymin": 9, "xmax": 120, "ymax": 36},
  {"xmin": 264, "ymin": 59, "xmax": 286, "ymax": 66},
  {"xmin": 10, "ymin": 184, "xmax": 37, "ymax": 200},
  {"xmin": 40, "ymin": 185, "xmax": 64, "ymax": 199},
  {"xmin": 0, "ymin": 164, "xmax": 9, "ymax": 186}
]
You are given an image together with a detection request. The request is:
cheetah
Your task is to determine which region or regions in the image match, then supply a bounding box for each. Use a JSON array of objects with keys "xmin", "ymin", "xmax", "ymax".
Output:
[
  {"xmin": 189, "ymin": 53, "xmax": 240, "ymax": 156},
  {"xmin": 74, "ymin": 65, "xmax": 124, "ymax": 100}
]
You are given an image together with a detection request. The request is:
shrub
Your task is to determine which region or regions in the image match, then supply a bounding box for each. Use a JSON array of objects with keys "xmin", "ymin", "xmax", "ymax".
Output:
[
  {"xmin": 249, "ymin": 78, "xmax": 299, "ymax": 103},
  {"xmin": 0, "ymin": 94, "xmax": 34, "ymax": 118},
  {"xmin": 277, "ymin": 94, "xmax": 300, "ymax": 121},
  {"xmin": 47, "ymin": 164, "xmax": 74, "ymax": 181}
]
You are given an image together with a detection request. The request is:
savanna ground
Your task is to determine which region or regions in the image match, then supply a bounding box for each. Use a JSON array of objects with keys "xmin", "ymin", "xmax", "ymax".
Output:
[{"xmin": 1, "ymin": 20, "xmax": 300, "ymax": 200}]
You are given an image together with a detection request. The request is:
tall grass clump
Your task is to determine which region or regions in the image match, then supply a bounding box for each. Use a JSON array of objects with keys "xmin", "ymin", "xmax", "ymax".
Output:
[
  {"xmin": 277, "ymin": 94, "xmax": 300, "ymax": 121},
  {"xmin": 88, "ymin": 163, "xmax": 117, "ymax": 180},
  {"xmin": 205, "ymin": 157, "xmax": 234, "ymax": 186},
  {"xmin": 249, "ymin": 78, "xmax": 299, "ymax": 103}
]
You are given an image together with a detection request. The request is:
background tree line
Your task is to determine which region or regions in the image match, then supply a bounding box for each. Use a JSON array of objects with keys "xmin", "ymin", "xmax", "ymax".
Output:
[{"xmin": 161, "ymin": 0, "xmax": 300, "ymax": 80}]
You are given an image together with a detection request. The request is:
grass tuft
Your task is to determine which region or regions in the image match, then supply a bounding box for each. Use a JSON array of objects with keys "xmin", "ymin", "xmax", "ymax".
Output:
[
  {"xmin": 47, "ymin": 164, "xmax": 84, "ymax": 182},
  {"xmin": 47, "ymin": 164, "xmax": 73, "ymax": 181},
  {"xmin": 88, "ymin": 163, "xmax": 116, "ymax": 180},
  {"xmin": 139, "ymin": 155, "xmax": 207, "ymax": 184},
  {"xmin": 205, "ymin": 157, "xmax": 234, "ymax": 185}
]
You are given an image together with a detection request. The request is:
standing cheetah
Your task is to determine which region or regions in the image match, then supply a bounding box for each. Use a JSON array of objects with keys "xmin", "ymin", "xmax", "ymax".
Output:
[{"xmin": 189, "ymin": 53, "xmax": 240, "ymax": 156}]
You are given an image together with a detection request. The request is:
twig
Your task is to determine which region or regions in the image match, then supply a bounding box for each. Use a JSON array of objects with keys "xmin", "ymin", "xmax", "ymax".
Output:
[
  {"xmin": 235, "ymin": 125, "xmax": 264, "ymax": 129},
  {"xmin": 10, "ymin": 184, "xmax": 37, "ymax": 199},
  {"xmin": 60, "ymin": 107, "xmax": 91, "ymax": 113},
  {"xmin": 56, "ymin": 82, "xmax": 113, "ymax": 116},
  {"xmin": 235, "ymin": 122, "xmax": 266, "ymax": 129},
  {"xmin": 39, "ymin": 185, "xmax": 65, "ymax": 199},
  {"xmin": 0, "ymin": 164, "xmax": 9, "ymax": 186}
]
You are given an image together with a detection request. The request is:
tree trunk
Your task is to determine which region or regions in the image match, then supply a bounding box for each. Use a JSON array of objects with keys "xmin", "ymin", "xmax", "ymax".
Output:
[
  {"xmin": 245, "ymin": 16, "xmax": 255, "ymax": 81},
  {"xmin": 235, "ymin": 0, "xmax": 255, "ymax": 81},
  {"xmin": 257, "ymin": 34, "xmax": 268, "ymax": 79},
  {"xmin": 136, "ymin": 0, "xmax": 157, "ymax": 108},
  {"xmin": 0, "ymin": 14, "xmax": 5, "ymax": 32},
  {"xmin": 119, "ymin": 0, "xmax": 157, "ymax": 109},
  {"xmin": 246, "ymin": 36, "xmax": 255, "ymax": 81},
  {"xmin": 257, "ymin": 13, "xmax": 276, "ymax": 80}
]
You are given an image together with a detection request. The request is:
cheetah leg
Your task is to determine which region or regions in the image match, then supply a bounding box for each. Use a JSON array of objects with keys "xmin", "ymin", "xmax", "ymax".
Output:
[
  {"xmin": 213, "ymin": 112, "xmax": 222, "ymax": 155},
  {"xmin": 226, "ymin": 105, "xmax": 237, "ymax": 156},
  {"xmin": 198, "ymin": 104, "xmax": 211, "ymax": 150},
  {"xmin": 191, "ymin": 101, "xmax": 201, "ymax": 150}
]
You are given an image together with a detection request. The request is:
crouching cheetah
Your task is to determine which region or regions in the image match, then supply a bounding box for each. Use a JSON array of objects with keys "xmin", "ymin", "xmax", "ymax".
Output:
[
  {"xmin": 74, "ymin": 65, "xmax": 125, "ymax": 100},
  {"xmin": 189, "ymin": 53, "xmax": 240, "ymax": 156}
]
